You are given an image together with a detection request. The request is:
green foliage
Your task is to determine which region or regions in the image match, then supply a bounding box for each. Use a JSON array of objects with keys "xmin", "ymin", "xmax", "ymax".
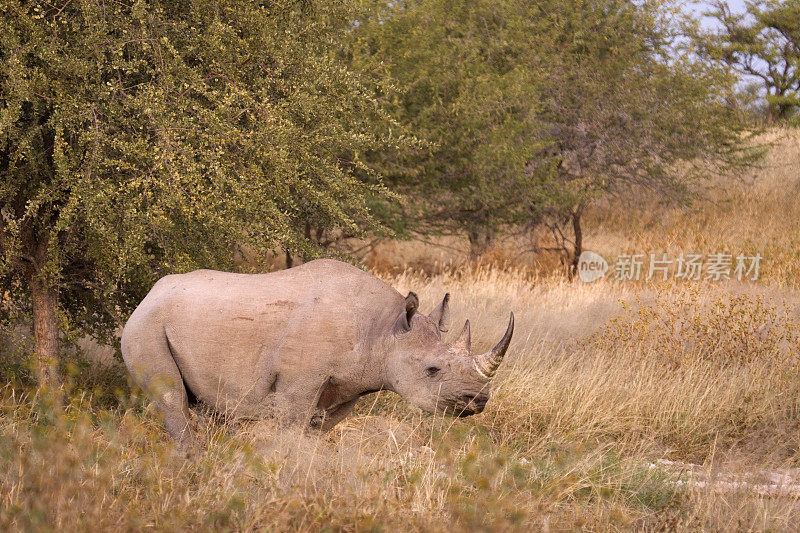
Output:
[
  {"xmin": 352, "ymin": 0, "xmax": 548, "ymax": 248},
  {"xmin": 0, "ymin": 0, "xmax": 402, "ymax": 346},
  {"xmin": 355, "ymin": 0, "xmax": 755, "ymax": 261},
  {"xmin": 695, "ymin": 0, "xmax": 800, "ymax": 121},
  {"xmin": 529, "ymin": 0, "xmax": 757, "ymax": 263},
  {"xmin": 0, "ymin": 0, "xmax": 762, "ymax": 360}
]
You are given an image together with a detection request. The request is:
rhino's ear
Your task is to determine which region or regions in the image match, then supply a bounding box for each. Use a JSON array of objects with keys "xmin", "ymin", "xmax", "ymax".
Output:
[
  {"xmin": 428, "ymin": 293, "xmax": 451, "ymax": 333},
  {"xmin": 394, "ymin": 292, "xmax": 419, "ymax": 334}
]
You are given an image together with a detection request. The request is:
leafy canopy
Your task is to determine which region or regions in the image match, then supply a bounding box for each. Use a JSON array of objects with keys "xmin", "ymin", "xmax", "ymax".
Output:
[
  {"xmin": 354, "ymin": 0, "xmax": 754, "ymax": 261},
  {"xmin": 352, "ymin": 0, "xmax": 548, "ymax": 247},
  {"xmin": 695, "ymin": 0, "xmax": 800, "ymax": 121},
  {"xmin": 0, "ymin": 0, "xmax": 402, "ymax": 342}
]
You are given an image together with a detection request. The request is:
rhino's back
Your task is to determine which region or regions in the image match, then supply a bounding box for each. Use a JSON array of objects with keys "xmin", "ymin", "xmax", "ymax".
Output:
[
  {"xmin": 123, "ymin": 259, "xmax": 401, "ymax": 411},
  {"xmin": 141, "ymin": 258, "xmax": 397, "ymax": 321}
]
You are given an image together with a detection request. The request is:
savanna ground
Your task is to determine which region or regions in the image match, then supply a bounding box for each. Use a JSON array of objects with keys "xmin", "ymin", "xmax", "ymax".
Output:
[{"xmin": 2, "ymin": 130, "xmax": 800, "ymax": 531}]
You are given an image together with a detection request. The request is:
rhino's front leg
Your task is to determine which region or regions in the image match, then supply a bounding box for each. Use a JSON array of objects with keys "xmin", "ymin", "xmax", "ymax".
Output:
[
  {"xmin": 271, "ymin": 372, "xmax": 357, "ymax": 431},
  {"xmin": 310, "ymin": 398, "xmax": 359, "ymax": 432}
]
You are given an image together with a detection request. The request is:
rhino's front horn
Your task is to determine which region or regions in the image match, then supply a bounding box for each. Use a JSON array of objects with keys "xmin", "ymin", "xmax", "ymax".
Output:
[{"xmin": 474, "ymin": 313, "xmax": 514, "ymax": 380}]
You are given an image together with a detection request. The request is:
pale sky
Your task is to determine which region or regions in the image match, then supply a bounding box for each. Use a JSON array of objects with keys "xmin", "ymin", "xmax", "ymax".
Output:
[{"xmin": 689, "ymin": 0, "xmax": 750, "ymax": 29}]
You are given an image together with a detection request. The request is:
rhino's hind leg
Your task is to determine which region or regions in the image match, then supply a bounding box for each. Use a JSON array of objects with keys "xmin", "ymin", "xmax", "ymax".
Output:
[{"xmin": 122, "ymin": 327, "xmax": 197, "ymax": 453}]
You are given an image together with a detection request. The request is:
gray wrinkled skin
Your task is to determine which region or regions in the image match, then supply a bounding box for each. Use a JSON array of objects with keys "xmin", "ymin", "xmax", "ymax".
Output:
[{"xmin": 121, "ymin": 259, "xmax": 512, "ymax": 448}]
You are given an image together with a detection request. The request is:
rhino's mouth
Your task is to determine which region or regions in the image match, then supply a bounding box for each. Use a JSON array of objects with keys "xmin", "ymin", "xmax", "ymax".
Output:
[{"xmin": 443, "ymin": 394, "xmax": 488, "ymax": 417}]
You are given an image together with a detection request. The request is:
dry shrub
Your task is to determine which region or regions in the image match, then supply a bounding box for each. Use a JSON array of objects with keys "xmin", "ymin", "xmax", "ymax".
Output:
[
  {"xmin": 591, "ymin": 285, "xmax": 800, "ymax": 367},
  {"xmin": 476, "ymin": 281, "xmax": 800, "ymax": 458}
]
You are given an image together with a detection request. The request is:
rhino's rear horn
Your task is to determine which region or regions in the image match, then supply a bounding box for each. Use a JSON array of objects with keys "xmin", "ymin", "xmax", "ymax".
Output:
[
  {"xmin": 453, "ymin": 319, "xmax": 471, "ymax": 352},
  {"xmin": 474, "ymin": 313, "xmax": 514, "ymax": 380},
  {"xmin": 394, "ymin": 292, "xmax": 419, "ymax": 333}
]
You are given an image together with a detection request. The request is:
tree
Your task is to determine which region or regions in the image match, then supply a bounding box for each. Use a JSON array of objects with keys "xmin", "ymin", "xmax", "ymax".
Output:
[
  {"xmin": 525, "ymin": 0, "xmax": 758, "ymax": 275},
  {"xmin": 354, "ymin": 0, "xmax": 755, "ymax": 268},
  {"xmin": 0, "ymin": 0, "xmax": 399, "ymax": 385},
  {"xmin": 352, "ymin": 0, "xmax": 548, "ymax": 257},
  {"xmin": 695, "ymin": 0, "xmax": 800, "ymax": 121}
]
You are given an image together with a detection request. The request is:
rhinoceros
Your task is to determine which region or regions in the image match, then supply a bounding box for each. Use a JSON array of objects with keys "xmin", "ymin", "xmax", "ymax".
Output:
[{"xmin": 121, "ymin": 259, "xmax": 513, "ymax": 448}]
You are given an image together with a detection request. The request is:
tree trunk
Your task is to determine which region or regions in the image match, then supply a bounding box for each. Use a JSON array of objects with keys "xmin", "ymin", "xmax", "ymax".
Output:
[
  {"xmin": 569, "ymin": 204, "xmax": 585, "ymax": 279},
  {"xmin": 24, "ymin": 230, "xmax": 60, "ymax": 387},
  {"xmin": 30, "ymin": 270, "xmax": 60, "ymax": 386},
  {"xmin": 285, "ymin": 249, "xmax": 293, "ymax": 269},
  {"xmin": 468, "ymin": 229, "xmax": 494, "ymax": 260}
]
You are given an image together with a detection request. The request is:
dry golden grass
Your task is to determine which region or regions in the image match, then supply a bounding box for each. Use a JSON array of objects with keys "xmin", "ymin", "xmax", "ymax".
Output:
[
  {"xmin": 581, "ymin": 128, "xmax": 800, "ymax": 286},
  {"xmin": 2, "ymin": 129, "xmax": 800, "ymax": 531}
]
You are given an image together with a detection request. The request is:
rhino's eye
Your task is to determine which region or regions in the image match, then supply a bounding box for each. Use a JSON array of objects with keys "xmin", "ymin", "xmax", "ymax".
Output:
[{"xmin": 425, "ymin": 366, "xmax": 441, "ymax": 378}]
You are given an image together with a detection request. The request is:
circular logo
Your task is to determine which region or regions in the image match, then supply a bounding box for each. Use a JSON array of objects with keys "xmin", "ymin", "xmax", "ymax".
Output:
[{"xmin": 577, "ymin": 251, "xmax": 608, "ymax": 282}]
